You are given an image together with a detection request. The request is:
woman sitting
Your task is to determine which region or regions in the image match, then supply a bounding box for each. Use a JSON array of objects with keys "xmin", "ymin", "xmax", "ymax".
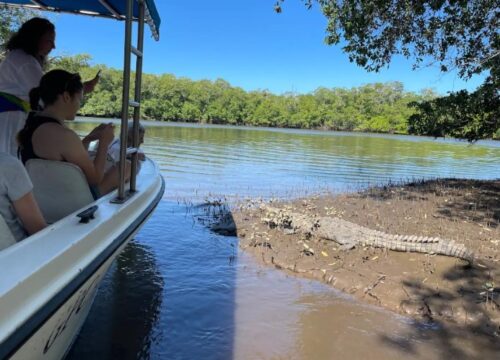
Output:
[
  {"xmin": 0, "ymin": 152, "xmax": 46, "ymax": 250},
  {"xmin": 17, "ymin": 69, "xmax": 129, "ymax": 198}
]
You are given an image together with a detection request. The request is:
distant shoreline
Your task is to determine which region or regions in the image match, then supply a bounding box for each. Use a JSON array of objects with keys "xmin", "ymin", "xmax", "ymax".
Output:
[{"xmin": 74, "ymin": 116, "xmax": 500, "ymax": 144}]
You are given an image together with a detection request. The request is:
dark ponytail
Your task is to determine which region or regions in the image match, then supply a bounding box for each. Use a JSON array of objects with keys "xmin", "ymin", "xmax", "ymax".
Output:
[
  {"xmin": 17, "ymin": 112, "xmax": 38, "ymax": 156},
  {"xmin": 29, "ymin": 86, "xmax": 42, "ymax": 111}
]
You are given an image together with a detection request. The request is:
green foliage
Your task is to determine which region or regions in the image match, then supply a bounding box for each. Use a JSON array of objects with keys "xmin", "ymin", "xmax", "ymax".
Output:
[
  {"xmin": 409, "ymin": 79, "xmax": 500, "ymax": 141},
  {"xmin": 44, "ymin": 54, "xmax": 449, "ymax": 137},
  {"xmin": 79, "ymin": 66, "xmax": 123, "ymax": 118},
  {"xmin": 409, "ymin": 47, "xmax": 499, "ymax": 141},
  {"xmin": 274, "ymin": 0, "xmax": 499, "ymax": 140},
  {"xmin": 48, "ymin": 53, "xmax": 92, "ymax": 73},
  {"xmin": 59, "ymin": 55, "xmax": 425, "ymax": 134},
  {"xmin": 276, "ymin": 1, "xmax": 499, "ymax": 79}
]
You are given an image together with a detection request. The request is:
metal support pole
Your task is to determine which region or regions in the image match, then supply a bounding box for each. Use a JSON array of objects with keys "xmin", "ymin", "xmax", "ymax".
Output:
[
  {"xmin": 130, "ymin": 1, "xmax": 145, "ymax": 192},
  {"xmin": 30, "ymin": 1, "xmax": 48, "ymax": 10},
  {"xmin": 97, "ymin": 0, "xmax": 120, "ymax": 17},
  {"xmin": 117, "ymin": 0, "xmax": 134, "ymax": 201}
]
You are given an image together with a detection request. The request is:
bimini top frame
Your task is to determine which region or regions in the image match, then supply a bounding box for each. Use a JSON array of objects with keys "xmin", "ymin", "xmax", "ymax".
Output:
[
  {"xmin": 1, "ymin": 0, "xmax": 161, "ymax": 202},
  {"xmin": 1, "ymin": 0, "xmax": 160, "ymax": 40}
]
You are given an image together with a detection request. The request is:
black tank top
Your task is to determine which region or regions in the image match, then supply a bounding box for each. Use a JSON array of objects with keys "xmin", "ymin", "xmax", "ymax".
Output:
[
  {"xmin": 18, "ymin": 113, "xmax": 101, "ymax": 200},
  {"xmin": 18, "ymin": 112, "xmax": 62, "ymax": 164}
]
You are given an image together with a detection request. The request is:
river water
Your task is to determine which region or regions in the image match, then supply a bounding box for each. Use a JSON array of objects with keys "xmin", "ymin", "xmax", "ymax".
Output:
[{"xmin": 67, "ymin": 120, "xmax": 499, "ymax": 360}]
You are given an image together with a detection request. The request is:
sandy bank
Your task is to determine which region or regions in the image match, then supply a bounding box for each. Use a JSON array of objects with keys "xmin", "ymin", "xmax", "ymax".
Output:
[{"xmin": 232, "ymin": 179, "xmax": 500, "ymax": 341}]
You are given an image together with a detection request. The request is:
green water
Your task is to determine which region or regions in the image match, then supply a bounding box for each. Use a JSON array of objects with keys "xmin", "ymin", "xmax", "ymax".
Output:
[{"xmin": 72, "ymin": 120, "xmax": 499, "ymax": 201}]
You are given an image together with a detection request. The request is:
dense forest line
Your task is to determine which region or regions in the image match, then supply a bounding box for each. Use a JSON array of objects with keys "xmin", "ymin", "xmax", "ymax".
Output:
[{"xmin": 53, "ymin": 54, "xmax": 439, "ymax": 134}]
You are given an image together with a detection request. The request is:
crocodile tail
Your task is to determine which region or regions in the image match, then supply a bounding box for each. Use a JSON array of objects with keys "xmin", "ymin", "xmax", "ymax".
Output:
[{"xmin": 431, "ymin": 243, "xmax": 474, "ymax": 263}]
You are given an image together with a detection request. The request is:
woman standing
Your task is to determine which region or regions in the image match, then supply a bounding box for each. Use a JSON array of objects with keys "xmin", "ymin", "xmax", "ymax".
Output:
[
  {"xmin": 0, "ymin": 17, "xmax": 98, "ymax": 156},
  {"xmin": 0, "ymin": 18, "xmax": 55, "ymax": 156}
]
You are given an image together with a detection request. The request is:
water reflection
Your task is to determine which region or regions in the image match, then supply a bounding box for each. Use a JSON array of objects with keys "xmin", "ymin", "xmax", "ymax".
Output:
[
  {"xmin": 72, "ymin": 120, "xmax": 500, "ymax": 201},
  {"xmin": 68, "ymin": 239, "xmax": 164, "ymax": 359},
  {"xmin": 146, "ymin": 202, "xmax": 237, "ymax": 360}
]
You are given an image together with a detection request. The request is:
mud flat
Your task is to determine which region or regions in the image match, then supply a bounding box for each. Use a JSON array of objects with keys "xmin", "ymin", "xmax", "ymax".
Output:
[{"xmin": 232, "ymin": 179, "xmax": 500, "ymax": 347}]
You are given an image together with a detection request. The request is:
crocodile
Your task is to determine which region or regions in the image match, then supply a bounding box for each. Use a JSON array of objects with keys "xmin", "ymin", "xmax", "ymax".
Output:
[{"xmin": 260, "ymin": 205, "xmax": 474, "ymax": 263}]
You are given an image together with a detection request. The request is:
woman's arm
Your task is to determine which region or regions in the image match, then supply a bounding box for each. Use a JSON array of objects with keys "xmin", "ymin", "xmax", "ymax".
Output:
[
  {"xmin": 12, "ymin": 192, "xmax": 46, "ymax": 235},
  {"xmin": 82, "ymin": 123, "xmax": 107, "ymax": 150},
  {"xmin": 1, "ymin": 153, "xmax": 46, "ymax": 236},
  {"xmin": 83, "ymin": 71, "xmax": 100, "ymax": 94},
  {"xmin": 60, "ymin": 126, "xmax": 114, "ymax": 186}
]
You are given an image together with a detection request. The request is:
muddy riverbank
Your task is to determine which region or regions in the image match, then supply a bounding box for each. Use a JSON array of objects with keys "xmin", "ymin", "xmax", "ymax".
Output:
[{"xmin": 232, "ymin": 179, "xmax": 500, "ymax": 344}]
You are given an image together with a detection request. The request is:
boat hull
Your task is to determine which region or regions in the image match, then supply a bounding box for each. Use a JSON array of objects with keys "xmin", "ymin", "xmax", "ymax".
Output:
[
  {"xmin": 11, "ymin": 241, "xmax": 127, "ymax": 360},
  {"xmin": 0, "ymin": 159, "xmax": 164, "ymax": 360}
]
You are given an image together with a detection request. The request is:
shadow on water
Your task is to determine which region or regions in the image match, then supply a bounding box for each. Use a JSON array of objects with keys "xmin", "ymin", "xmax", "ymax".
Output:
[
  {"xmin": 67, "ymin": 239, "xmax": 164, "ymax": 359},
  {"xmin": 69, "ymin": 200, "xmax": 237, "ymax": 360},
  {"xmin": 149, "ymin": 201, "xmax": 237, "ymax": 360}
]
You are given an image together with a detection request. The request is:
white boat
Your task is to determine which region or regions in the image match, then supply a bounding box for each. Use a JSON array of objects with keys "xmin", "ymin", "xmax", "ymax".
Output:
[{"xmin": 0, "ymin": 1, "xmax": 163, "ymax": 359}]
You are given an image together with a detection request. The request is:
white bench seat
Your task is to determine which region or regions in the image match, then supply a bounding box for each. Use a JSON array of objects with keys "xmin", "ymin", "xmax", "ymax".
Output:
[{"xmin": 25, "ymin": 159, "xmax": 94, "ymax": 224}]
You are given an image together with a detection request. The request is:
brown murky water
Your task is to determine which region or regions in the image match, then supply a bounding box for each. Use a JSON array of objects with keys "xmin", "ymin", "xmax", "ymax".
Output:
[
  {"xmin": 67, "ymin": 121, "xmax": 500, "ymax": 360},
  {"xmin": 233, "ymin": 252, "xmax": 496, "ymax": 360},
  {"xmin": 232, "ymin": 252, "xmax": 432, "ymax": 360}
]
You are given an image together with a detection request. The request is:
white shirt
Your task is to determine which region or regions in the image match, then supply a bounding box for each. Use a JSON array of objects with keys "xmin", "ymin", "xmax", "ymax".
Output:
[
  {"xmin": 0, "ymin": 152, "xmax": 33, "ymax": 242},
  {"xmin": 0, "ymin": 49, "xmax": 43, "ymax": 101}
]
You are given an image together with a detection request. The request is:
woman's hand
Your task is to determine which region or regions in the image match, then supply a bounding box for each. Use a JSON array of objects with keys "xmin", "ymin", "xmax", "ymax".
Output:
[
  {"xmin": 97, "ymin": 123, "xmax": 115, "ymax": 146},
  {"xmin": 86, "ymin": 123, "xmax": 106, "ymax": 141},
  {"xmin": 82, "ymin": 123, "xmax": 107, "ymax": 149},
  {"xmin": 83, "ymin": 71, "xmax": 100, "ymax": 94}
]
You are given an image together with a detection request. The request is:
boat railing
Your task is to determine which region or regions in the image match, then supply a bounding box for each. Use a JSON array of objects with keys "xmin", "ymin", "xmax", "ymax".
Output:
[{"xmin": 113, "ymin": 0, "xmax": 146, "ymax": 203}]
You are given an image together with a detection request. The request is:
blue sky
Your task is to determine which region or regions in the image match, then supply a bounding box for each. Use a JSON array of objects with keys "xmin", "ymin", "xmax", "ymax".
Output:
[{"xmin": 51, "ymin": 0, "xmax": 485, "ymax": 95}]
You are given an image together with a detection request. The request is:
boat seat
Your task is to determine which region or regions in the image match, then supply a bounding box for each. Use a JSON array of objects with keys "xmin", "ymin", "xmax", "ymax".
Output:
[
  {"xmin": 0, "ymin": 215, "xmax": 16, "ymax": 251},
  {"xmin": 25, "ymin": 159, "xmax": 94, "ymax": 224}
]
